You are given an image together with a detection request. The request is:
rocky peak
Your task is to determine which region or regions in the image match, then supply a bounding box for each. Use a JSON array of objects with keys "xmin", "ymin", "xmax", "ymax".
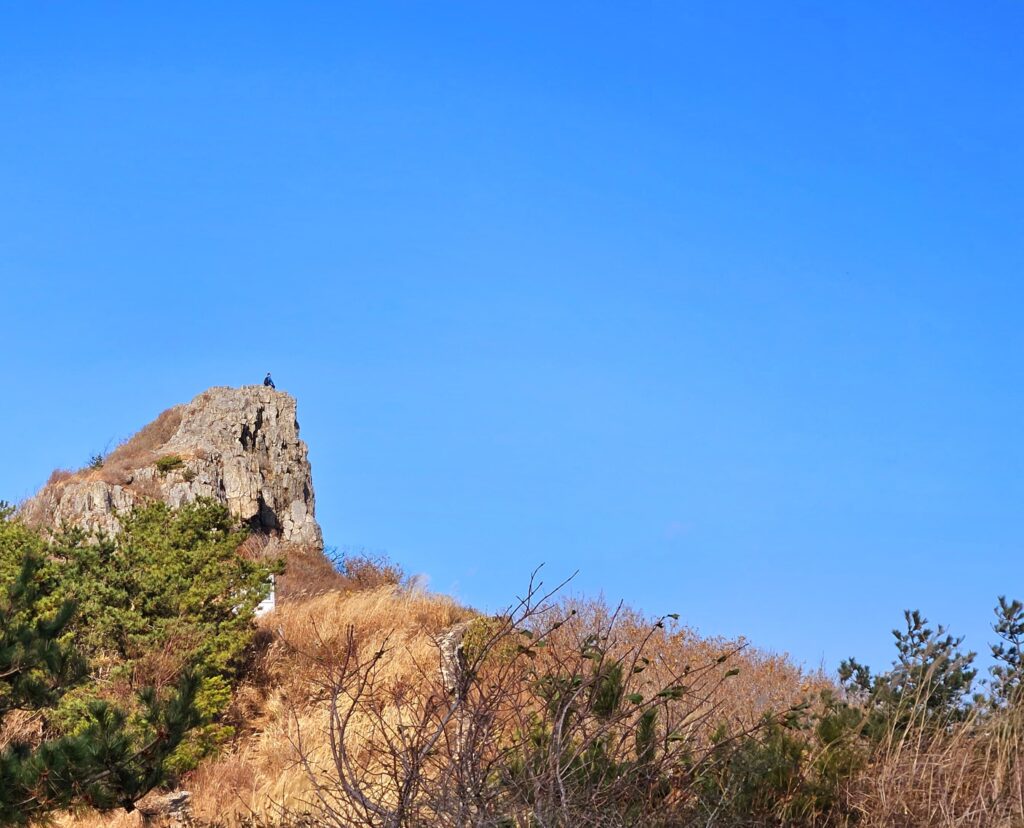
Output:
[{"xmin": 21, "ymin": 386, "xmax": 322, "ymax": 548}]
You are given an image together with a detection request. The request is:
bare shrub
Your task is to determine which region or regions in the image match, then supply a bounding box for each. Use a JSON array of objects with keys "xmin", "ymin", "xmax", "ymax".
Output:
[
  {"xmin": 44, "ymin": 468, "xmax": 74, "ymax": 487},
  {"xmin": 276, "ymin": 546, "xmax": 350, "ymax": 599},
  {"xmin": 287, "ymin": 570, "xmax": 788, "ymax": 828},
  {"xmin": 173, "ymin": 576, "xmax": 819, "ymax": 826},
  {"xmin": 333, "ymin": 549, "xmax": 405, "ymax": 591},
  {"xmin": 276, "ymin": 547, "xmax": 404, "ymax": 601},
  {"xmin": 237, "ymin": 533, "xmax": 276, "ymax": 562}
]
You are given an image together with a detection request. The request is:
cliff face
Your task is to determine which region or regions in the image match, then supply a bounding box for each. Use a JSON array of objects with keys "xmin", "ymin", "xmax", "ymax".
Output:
[{"xmin": 21, "ymin": 386, "xmax": 322, "ymax": 548}]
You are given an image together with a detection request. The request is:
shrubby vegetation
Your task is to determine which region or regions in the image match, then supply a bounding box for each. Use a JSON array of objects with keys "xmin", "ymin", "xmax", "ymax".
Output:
[
  {"xmin": 693, "ymin": 601, "xmax": 1024, "ymax": 827},
  {"xmin": 0, "ymin": 499, "xmax": 277, "ymax": 823},
  {"xmin": 1, "ymin": 495, "xmax": 1020, "ymax": 827},
  {"xmin": 154, "ymin": 453, "xmax": 185, "ymax": 474},
  {"xmin": 273, "ymin": 578, "xmax": 1023, "ymax": 828}
]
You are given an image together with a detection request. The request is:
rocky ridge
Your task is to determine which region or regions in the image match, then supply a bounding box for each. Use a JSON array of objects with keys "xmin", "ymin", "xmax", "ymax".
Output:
[{"xmin": 21, "ymin": 386, "xmax": 322, "ymax": 548}]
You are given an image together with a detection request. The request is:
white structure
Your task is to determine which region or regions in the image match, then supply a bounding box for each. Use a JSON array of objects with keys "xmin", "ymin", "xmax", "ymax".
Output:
[{"xmin": 255, "ymin": 575, "xmax": 277, "ymax": 617}]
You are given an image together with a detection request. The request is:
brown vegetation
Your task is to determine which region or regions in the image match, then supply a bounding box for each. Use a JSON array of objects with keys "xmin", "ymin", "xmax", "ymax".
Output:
[
  {"xmin": 186, "ymin": 582, "xmax": 473, "ymax": 824},
  {"xmin": 34, "ymin": 405, "xmax": 186, "ymax": 494},
  {"xmin": 19, "ymin": 407, "xmax": 187, "ymax": 527},
  {"xmin": 169, "ymin": 566, "xmax": 826, "ymax": 827},
  {"xmin": 845, "ymin": 699, "xmax": 1024, "ymax": 827},
  {"xmin": 44, "ymin": 469, "xmax": 74, "ymax": 487},
  {"xmin": 43, "ymin": 549, "xmax": 1021, "ymax": 828},
  {"xmin": 95, "ymin": 405, "xmax": 185, "ymax": 485},
  {"xmin": 276, "ymin": 547, "xmax": 406, "ymax": 600},
  {"xmin": 195, "ymin": 578, "xmax": 1022, "ymax": 827}
]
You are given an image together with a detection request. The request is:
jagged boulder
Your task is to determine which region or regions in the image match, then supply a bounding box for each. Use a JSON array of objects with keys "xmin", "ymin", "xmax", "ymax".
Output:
[
  {"xmin": 136, "ymin": 790, "xmax": 192, "ymax": 825},
  {"xmin": 21, "ymin": 386, "xmax": 322, "ymax": 548}
]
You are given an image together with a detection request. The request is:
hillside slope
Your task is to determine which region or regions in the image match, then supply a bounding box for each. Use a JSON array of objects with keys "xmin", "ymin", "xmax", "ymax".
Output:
[
  {"xmin": 22, "ymin": 387, "xmax": 810, "ymax": 825},
  {"xmin": 27, "ymin": 387, "xmax": 1017, "ymax": 828}
]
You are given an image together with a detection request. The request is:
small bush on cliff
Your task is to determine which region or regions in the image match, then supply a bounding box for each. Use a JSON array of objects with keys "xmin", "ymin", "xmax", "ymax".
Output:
[{"xmin": 155, "ymin": 454, "xmax": 184, "ymax": 474}]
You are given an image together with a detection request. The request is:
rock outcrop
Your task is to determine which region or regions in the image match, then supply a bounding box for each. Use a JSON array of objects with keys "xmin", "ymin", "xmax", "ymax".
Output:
[
  {"xmin": 436, "ymin": 621, "xmax": 471, "ymax": 700},
  {"xmin": 21, "ymin": 386, "xmax": 322, "ymax": 548}
]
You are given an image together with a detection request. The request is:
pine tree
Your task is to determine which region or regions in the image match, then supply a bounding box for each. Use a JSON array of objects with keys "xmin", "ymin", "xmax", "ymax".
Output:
[
  {"xmin": 888, "ymin": 609, "xmax": 976, "ymax": 719},
  {"xmin": 839, "ymin": 609, "xmax": 976, "ymax": 736},
  {"xmin": 0, "ymin": 513, "xmax": 200, "ymax": 824},
  {"xmin": 991, "ymin": 596, "xmax": 1024, "ymax": 707}
]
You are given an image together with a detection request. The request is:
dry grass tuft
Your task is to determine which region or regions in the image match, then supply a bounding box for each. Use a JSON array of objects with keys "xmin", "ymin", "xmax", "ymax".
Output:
[
  {"xmin": 29, "ymin": 406, "xmax": 186, "ymax": 502},
  {"xmin": 847, "ymin": 704, "xmax": 1024, "ymax": 828},
  {"xmin": 187, "ymin": 753, "xmax": 263, "ymax": 825},
  {"xmin": 94, "ymin": 405, "xmax": 184, "ymax": 484},
  {"xmin": 276, "ymin": 547, "xmax": 405, "ymax": 601},
  {"xmin": 184, "ymin": 586, "xmax": 474, "ymax": 823},
  {"xmin": 0, "ymin": 709, "xmax": 42, "ymax": 752},
  {"xmin": 275, "ymin": 545, "xmax": 349, "ymax": 599},
  {"xmin": 44, "ymin": 468, "xmax": 74, "ymax": 487}
]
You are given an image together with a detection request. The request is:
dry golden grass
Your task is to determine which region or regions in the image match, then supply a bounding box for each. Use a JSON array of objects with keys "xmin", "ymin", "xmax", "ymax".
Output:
[
  {"xmin": 273, "ymin": 545, "xmax": 350, "ymax": 599},
  {"xmin": 53, "ymin": 570, "xmax": 1020, "ymax": 827},
  {"xmin": 52, "ymin": 583, "xmax": 460, "ymax": 827},
  {"xmin": 550, "ymin": 598, "xmax": 826, "ymax": 729},
  {"xmin": 175, "ymin": 586, "xmax": 826, "ymax": 826},
  {"xmin": 36, "ymin": 406, "xmax": 186, "ymax": 493},
  {"xmin": 0, "ymin": 709, "xmax": 42, "ymax": 752},
  {"xmin": 99, "ymin": 406, "xmax": 184, "ymax": 480},
  {"xmin": 845, "ymin": 703, "xmax": 1024, "ymax": 828},
  {"xmin": 44, "ymin": 468, "xmax": 74, "ymax": 487},
  {"xmin": 52, "ymin": 809, "xmax": 142, "ymax": 828},
  {"xmin": 185, "ymin": 584, "xmax": 475, "ymax": 823}
]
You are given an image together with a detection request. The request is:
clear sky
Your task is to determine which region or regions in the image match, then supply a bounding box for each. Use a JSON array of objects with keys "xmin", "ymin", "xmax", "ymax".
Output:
[{"xmin": 1, "ymin": 3, "xmax": 1021, "ymax": 676}]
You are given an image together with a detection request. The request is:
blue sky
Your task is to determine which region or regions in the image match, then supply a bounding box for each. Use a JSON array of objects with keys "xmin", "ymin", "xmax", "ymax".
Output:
[{"xmin": 1, "ymin": 3, "xmax": 1021, "ymax": 676}]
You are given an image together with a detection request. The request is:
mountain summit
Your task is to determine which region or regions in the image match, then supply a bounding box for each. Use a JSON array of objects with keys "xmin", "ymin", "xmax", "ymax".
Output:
[{"xmin": 21, "ymin": 385, "xmax": 322, "ymax": 548}]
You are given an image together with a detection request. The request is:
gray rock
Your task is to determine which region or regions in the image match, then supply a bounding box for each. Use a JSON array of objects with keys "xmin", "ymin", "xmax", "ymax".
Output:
[
  {"xmin": 137, "ymin": 789, "xmax": 191, "ymax": 824},
  {"xmin": 21, "ymin": 386, "xmax": 323, "ymax": 548},
  {"xmin": 436, "ymin": 621, "xmax": 471, "ymax": 699}
]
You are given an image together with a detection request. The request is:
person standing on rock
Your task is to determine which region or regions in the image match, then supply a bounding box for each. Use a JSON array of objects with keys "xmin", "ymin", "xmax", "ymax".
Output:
[{"xmin": 264, "ymin": 373, "xmax": 275, "ymax": 389}]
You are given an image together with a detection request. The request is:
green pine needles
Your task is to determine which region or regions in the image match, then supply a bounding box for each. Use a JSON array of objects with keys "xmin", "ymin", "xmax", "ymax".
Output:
[{"xmin": 0, "ymin": 499, "xmax": 279, "ymax": 823}]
